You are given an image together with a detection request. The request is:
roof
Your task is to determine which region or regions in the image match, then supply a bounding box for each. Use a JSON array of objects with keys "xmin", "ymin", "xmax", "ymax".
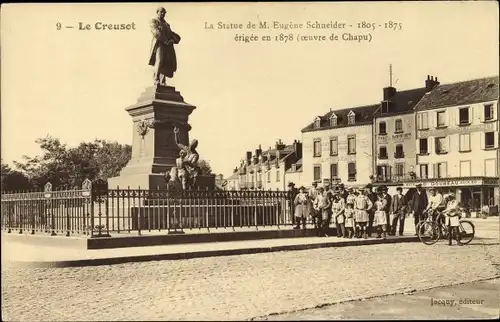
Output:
[
  {"xmin": 374, "ymin": 87, "xmax": 429, "ymax": 116},
  {"xmin": 302, "ymin": 103, "xmax": 379, "ymax": 133},
  {"xmin": 226, "ymin": 173, "xmax": 239, "ymax": 180},
  {"xmin": 414, "ymin": 76, "xmax": 499, "ymax": 111}
]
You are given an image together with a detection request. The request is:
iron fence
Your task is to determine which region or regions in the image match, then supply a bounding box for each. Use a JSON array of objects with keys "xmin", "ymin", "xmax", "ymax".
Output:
[{"xmin": 1, "ymin": 179, "xmax": 295, "ymax": 237}]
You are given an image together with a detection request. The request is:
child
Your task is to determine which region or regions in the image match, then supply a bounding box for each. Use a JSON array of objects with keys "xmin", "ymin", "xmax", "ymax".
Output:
[
  {"xmin": 344, "ymin": 203, "xmax": 355, "ymax": 238},
  {"xmin": 355, "ymin": 188, "xmax": 373, "ymax": 239},
  {"xmin": 332, "ymin": 191, "xmax": 346, "ymax": 238},
  {"xmin": 442, "ymin": 192, "xmax": 463, "ymax": 246},
  {"xmin": 374, "ymin": 192, "xmax": 388, "ymax": 239}
]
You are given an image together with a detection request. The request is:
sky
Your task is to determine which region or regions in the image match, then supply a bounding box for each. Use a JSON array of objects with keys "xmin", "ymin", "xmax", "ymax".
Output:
[{"xmin": 1, "ymin": 2, "xmax": 498, "ymax": 178}]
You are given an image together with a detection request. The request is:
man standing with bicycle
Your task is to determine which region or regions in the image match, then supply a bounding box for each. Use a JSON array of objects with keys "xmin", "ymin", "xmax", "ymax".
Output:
[
  {"xmin": 426, "ymin": 188, "xmax": 446, "ymax": 225},
  {"xmin": 410, "ymin": 183, "xmax": 428, "ymax": 235}
]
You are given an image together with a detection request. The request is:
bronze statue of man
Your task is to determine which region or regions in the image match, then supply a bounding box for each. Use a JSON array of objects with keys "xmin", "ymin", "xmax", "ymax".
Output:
[
  {"xmin": 173, "ymin": 126, "xmax": 200, "ymax": 189},
  {"xmin": 149, "ymin": 7, "xmax": 181, "ymax": 86}
]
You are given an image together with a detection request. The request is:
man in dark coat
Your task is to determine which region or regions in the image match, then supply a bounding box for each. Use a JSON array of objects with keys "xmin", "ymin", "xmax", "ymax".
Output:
[
  {"xmin": 410, "ymin": 183, "xmax": 429, "ymax": 235},
  {"xmin": 338, "ymin": 183, "xmax": 349, "ymax": 203},
  {"xmin": 149, "ymin": 7, "xmax": 181, "ymax": 86},
  {"xmin": 287, "ymin": 182, "xmax": 299, "ymax": 228},
  {"xmin": 390, "ymin": 187, "xmax": 408, "ymax": 236},
  {"xmin": 380, "ymin": 186, "xmax": 392, "ymax": 234},
  {"xmin": 365, "ymin": 184, "xmax": 378, "ymax": 237}
]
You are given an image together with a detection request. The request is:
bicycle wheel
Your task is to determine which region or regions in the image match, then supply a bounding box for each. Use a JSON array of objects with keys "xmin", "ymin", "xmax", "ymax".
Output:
[
  {"xmin": 458, "ymin": 220, "xmax": 475, "ymax": 245},
  {"xmin": 418, "ymin": 221, "xmax": 440, "ymax": 245}
]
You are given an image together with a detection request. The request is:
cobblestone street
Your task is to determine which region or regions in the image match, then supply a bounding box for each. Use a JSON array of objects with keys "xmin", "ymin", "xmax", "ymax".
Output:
[{"xmin": 2, "ymin": 237, "xmax": 499, "ymax": 321}]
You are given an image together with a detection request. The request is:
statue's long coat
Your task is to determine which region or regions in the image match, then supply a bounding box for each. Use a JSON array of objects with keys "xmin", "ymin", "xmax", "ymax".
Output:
[{"xmin": 149, "ymin": 18, "xmax": 181, "ymax": 78}]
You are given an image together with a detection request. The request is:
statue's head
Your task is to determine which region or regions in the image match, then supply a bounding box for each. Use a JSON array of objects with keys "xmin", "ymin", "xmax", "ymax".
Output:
[
  {"xmin": 179, "ymin": 150, "xmax": 187, "ymax": 158},
  {"xmin": 157, "ymin": 7, "xmax": 166, "ymax": 19},
  {"xmin": 190, "ymin": 139, "xmax": 198, "ymax": 150}
]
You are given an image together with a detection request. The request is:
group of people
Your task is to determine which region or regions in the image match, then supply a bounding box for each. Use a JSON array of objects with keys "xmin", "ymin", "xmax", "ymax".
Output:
[
  {"xmin": 291, "ymin": 182, "xmax": 407, "ymax": 239},
  {"xmin": 290, "ymin": 181, "xmax": 464, "ymax": 245}
]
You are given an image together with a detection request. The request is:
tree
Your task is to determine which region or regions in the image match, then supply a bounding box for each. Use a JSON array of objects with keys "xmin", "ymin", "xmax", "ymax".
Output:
[
  {"xmin": 1, "ymin": 163, "xmax": 32, "ymax": 192},
  {"xmin": 12, "ymin": 136, "xmax": 131, "ymax": 189},
  {"xmin": 197, "ymin": 158, "xmax": 212, "ymax": 175}
]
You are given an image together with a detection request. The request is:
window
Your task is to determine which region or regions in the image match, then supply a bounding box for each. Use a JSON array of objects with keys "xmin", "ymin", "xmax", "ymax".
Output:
[
  {"xmin": 329, "ymin": 137, "xmax": 338, "ymax": 156},
  {"xmin": 459, "ymin": 107, "xmax": 470, "ymax": 125},
  {"xmin": 395, "ymin": 163, "xmax": 405, "ymax": 176},
  {"xmin": 485, "ymin": 132, "xmax": 495, "ymax": 149},
  {"xmin": 378, "ymin": 146, "xmax": 388, "ymax": 159},
  {"xmin": 420, "ymin": 164, "xmax": 428, "ymax": 179},
  {"xmin": 437, "ymin": 111, "xmax": 446, "ymax": 128},
  {"xmin": 348, "ymin": 111, "xmax": 355, "ymax": 125},
  {"xmin": 459, "ymin": 134, "xmax": 471, "ymax": 152},
  {"xmin": 484, "ymin": 104, "xmax": 494, "ymax": 121},
  {"xmin": 435, "ymin": 137, "xmax": 447, "ymax": 154},
  {"xmin": 267, "ymin": 172, "xmax": 271, "ymax": 183},
  {"xmin": 379, "ymin": 121, "xmax": 387, "ymax": 135},
  {"xmin": 276, "ymin": 170, "xmax": 280, "ymax": 182},
  {"xmin": 485, "ymin": 159, "xmax": 496, "ymax": 176},
  {"xmin": 376, "ymin": 165, "xmax": 389, "ymax": 181},
  {"xmin": 314, "ymin": 117, "xmax": 321, "ymax": 129},
  {"xmin": 417, "ymin": 112, "xmax": 429, "ymax": 130},
  {"xmin": 419, "ymin": 138, "xmax": 428, "ymax": 154},
  {"xmin": 348, "ymin": 162, "xmax": 356, "ymax": 181},
  {"xmin": 313, "ymin": 165, "xmax": 321, "ymax": 181},
  {"xmin": 313, "ymin": 139, "xmax": 321, "ymax": 157},
  {"xmin": 291, "ymin": 164, "xmax": 296, "ymax": 172},
  {"xmin": 395, "ymin": 144, "xmax": 404, "ymax": 158},
  {"xmin": 460, "ymin": 160, "xmax": 471, "ymax": 177},
  {"xmin": 347, "ymin": 135, "xmax": 356, "ymax": 154},
  {"xmin": 330, "ymin": 114, "xmax": 338, "ymax": 127},
  {"xmin": 395, "ymin": 119, "xmax": 403, "ymax": 133},
  {"xmin": 330, "ymin": 163, "xmax": 338, "ymax": 179},
  {"xmin": 435, "ymin": 162, "xmax": 447, "ymax": 178}
]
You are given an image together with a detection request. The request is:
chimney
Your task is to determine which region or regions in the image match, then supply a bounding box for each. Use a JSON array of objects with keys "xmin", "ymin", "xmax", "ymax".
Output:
[
  {"xmin": 425, "ymin": 75, "xmax": 440, "ymax": 92},
  {"xmin": 246, "ymin": 151, "xmax": 252, "ymax": 164},
  {"xmin": 275, "ymin": 139, "xmax": 286, "ymax": 150},
  {"xmin": 293, "ymin": 140, "xmax": 303, "ymax": 159},
  {"xmin": 383, "ymin": 86, "xmax": 397, "ymax": 101},
  {"xmin": 256, "ymin": 144, "xmax": 262, "ymax": 158},
  {"xmin": 233, "ymin": 167, "xmax": 238, "ymax": 173}
]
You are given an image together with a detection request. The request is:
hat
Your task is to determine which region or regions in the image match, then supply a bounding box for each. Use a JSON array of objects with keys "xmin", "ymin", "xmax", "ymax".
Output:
[
  {"xmin": 312, "ymin": 182, "xmax": 318, "ymax": 186},
  {"xmin": 396, "ymin": 187, "xmax": 403, "ymax": 191},
  {"xmin": 299, "ymin": 186, "xmax": 306, "ymax": 191},
  {"xmin": 415, "ymin": 183, "xmax": 422, "ymax": 188},
  {"xmin": 447, "ymin": 192, "xmax": 456, "ymax": 199},
  {"xmin": 347, "ymin": 187, "xmax": 354, "ymax": 192},
  {"xmin": 338, "ymin": 183, "xmax": 345, "ymax": 188},
  {"xmin": 364, "ymin": 184, "xmax": 373, "ymax": 189},
  {"xmin": 429, "ymin": 187, "xmax": 435, "ymax": 191},
  {"xmin": 380, "ymin": 186, "xmax": 388, "ymax": 192},
  {"xmin": 287, "ymin": 182, "xmax": 295, "ymax": 187}
]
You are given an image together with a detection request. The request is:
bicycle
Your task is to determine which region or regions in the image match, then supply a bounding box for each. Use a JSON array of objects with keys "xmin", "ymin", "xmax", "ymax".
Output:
[{"xmin": 417, "ymin": 209, "xmax": 475, "ymax": 245}]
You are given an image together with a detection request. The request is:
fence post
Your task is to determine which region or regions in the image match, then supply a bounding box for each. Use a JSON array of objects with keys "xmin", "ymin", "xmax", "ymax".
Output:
[
  {"xmin": 43, "ymin": 182, "xmax": 56, "ymax": 236},
  {"xmin": 91, "ymin": 179, "xmax": 111, "ymax": 238}
]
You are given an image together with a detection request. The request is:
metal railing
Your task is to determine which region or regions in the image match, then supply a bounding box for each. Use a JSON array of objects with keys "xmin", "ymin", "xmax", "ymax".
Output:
[{"xmin": 1, "ymin": 179, "xmax": 294, "ymax": 237}]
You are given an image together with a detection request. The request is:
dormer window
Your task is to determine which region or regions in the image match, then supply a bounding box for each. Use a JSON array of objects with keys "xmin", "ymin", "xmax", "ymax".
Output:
[
  {"xmin": 314, "ymin": 116, "xmax": 321, "ymax": 129},
  {"xmin": 330, "ymin": 113, "xmax": 338, "ymax": 127},
  {"xmin": 347, "ymin": 111, "xmax": 355, "ymax": 125},
  {"xmin": 291, "ymin": 164, "xmax": 297, "ymax": 172}
]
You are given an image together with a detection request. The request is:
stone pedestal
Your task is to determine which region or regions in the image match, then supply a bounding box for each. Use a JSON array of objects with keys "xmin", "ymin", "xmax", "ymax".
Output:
[{"xmin": 108, "ymin": 85, "xmax": 196, "ymax": 190}]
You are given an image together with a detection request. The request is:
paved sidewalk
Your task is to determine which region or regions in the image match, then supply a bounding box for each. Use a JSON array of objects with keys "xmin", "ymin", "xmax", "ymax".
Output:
[
  {"xmin": 1, "ymin": 234, "xmax": 419, "ymax": 268},
  {"xmin": 1, "ymin": 216, "xmax": 497, "ymax": 268}
]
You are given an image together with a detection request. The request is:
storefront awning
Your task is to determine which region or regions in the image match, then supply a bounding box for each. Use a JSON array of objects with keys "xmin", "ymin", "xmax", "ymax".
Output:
[{"xmin": 402, "ymin": 177, "xmax": 499, "ymax": 189}]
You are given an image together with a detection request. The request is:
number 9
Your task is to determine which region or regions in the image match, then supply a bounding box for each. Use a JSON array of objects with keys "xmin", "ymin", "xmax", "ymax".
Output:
[{"xmin": 56, "ymin": 22, "xmax": 61, "ymax": 30}]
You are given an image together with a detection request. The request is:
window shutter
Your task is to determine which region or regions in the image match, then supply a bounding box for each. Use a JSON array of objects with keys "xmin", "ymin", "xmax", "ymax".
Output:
[
  {"xmin": 469, "ymin": 106, "xmax": 473, "ymax": 124},
  {"xmin": 480, "ymin": 132, "xmax": 485, "ymax": 150},
  {"xmin": 432, "ymin": 163, "xmax": 437, "ymax": 178},
  {"xmin": 446, "ymin": 136, "xmax": 450, "ymax": 153},
  {"xmin": 456, "ymin": 108, "xmax": 461, "ymax": 125},
  {"xmin": 443, "ymin": 163, "xmax": 448, "ymax": 177},
  {"xmin": 433, "ymin": 112, "xmax": 438, "ymax": 128},
  {"xmin": 495, "ymin": 131, "xmax": 499, "ymax": 149},
  {"xmin": 481, "ymin": 105, "xmax": 485, "ymax": 123}
]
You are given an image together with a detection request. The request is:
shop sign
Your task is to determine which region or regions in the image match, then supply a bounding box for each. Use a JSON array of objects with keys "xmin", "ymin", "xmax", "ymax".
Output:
[{"xmin": 403, "ymin": 178, "xmax": 484, "ymax": 188}]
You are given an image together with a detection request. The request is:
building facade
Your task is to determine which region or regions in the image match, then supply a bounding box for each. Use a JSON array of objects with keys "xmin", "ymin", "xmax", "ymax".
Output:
[
  {"xmin": 301, "ymin": 104, "xmax": 376, "ymax": 188},
  {"xmin": 372, "ymin": 76, "xmax": 438, "ymax": 187},
  {"xmin": 412, "ymin": 76, "xmax": 499, "ymax": 209},
  {"xmin": 227, "ymin": 140, "xmax": 302, "ymax": 190}
]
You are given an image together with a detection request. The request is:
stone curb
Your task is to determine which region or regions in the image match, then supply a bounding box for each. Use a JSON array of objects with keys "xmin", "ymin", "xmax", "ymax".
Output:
[{"xmin": 5, "ymin": 236, "xmax": 421, "ymax": 268}]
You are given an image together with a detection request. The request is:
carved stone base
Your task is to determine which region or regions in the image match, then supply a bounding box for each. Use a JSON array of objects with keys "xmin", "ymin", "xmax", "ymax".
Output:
[{"xmin": 108, "ymin": 85, "xmax": 197, "ymax": 190}]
